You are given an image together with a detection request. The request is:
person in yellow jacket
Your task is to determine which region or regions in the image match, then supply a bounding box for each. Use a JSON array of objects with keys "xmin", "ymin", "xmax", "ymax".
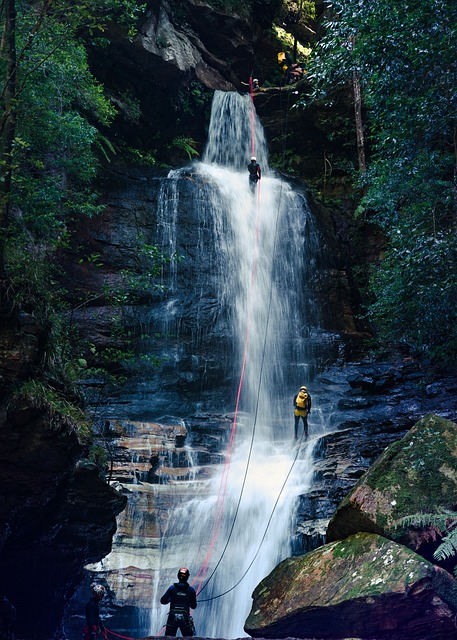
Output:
[
  {"xmin": 277, "ymin": 52, "xmax": 306, "ymax": 85},
  {"xmin": 293, "ymin": 385, "xmax": 312, "ymax": 440}
]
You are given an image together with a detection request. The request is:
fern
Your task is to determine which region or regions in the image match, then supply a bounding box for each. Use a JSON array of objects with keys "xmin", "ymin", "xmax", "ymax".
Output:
[
  {"xmin": 394, "ymin": 512, "xmax": 456, "ymax": 531},
  {"xmin": 434, "ymin": 529, "xmax": 457, "ymax": 561},
  {"xmin": 394, "ymin": 511, "xmax": 457, "ymax": 567},
  {"xmin": 172, "ymin": 136, "xmax": 199, "ymax": 160},
  {"xmin": 95, "ymin": 133, "xmax": 116, "ymax": 162}
]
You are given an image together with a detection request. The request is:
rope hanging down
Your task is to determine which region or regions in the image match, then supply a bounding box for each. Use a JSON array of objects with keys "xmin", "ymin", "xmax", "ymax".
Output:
[
  {"xmin": 249, "ymin": 73, "xmax": 256, "ymax": 157},
  {"xmin": 194, "ymin": 155, "xmax": 262, "ymax": 597},
  {"xmin": 192, "ymin": 76, "xmax": 262, "ymax": 596},
  {"xmin": 159, "ymin": 82, "xmax": 295, "ymax": 618},
  {"xmin": 100, "ymin": 80, "xmax": 297, "ymax": 640},
  {"xmin": 195, "ymin": 85, "xmax": 297, "ymax": 603}
]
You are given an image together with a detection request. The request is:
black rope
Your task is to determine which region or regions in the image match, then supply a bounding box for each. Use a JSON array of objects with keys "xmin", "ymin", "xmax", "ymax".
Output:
[
  {"xmin": 198, "ymin": 432, "xmax": 305, "ymax": 602},
  {"xmin": 197, "ymin": 90, "xmax": 296, "ymax": 602}
]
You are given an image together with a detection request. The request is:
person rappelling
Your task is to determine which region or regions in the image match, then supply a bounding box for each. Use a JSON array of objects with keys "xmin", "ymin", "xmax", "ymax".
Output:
[
  {"xmin": 248, "ymin": 156, "xmax": 261, "ymax": 193},
  {"xmin": 83, "ymin": 584, "xmax": 105, "ymax": 640},
  {"xmin": 160, "ymin": 567, "xmax": 197, "ymax": 636},
  {"xmin": 293, "ymin": 385, "xmax": 312, "ymax": 441}
]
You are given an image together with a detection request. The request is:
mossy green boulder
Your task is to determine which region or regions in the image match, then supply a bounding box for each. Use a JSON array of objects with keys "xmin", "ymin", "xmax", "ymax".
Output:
[
  {"xmin": 326, "ymin": 414, "xmax": 457, "ymax": 551},
  {"xmin": 244, "ymin": 532, "xmax": 457, "ymax": 640}
]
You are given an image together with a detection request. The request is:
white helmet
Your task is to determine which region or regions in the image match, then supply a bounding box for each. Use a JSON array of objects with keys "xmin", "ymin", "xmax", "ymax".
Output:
[
  {"xmin": 91, "ymin": 584, "xmax": 105, "ymax": 599},
  {"xmin": 251, "ymin": 156, "xmax": 256, "ymax": 162}
]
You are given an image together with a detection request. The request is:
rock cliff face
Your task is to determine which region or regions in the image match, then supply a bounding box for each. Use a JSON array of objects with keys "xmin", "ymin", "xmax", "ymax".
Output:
[
  {"xmin": 59, "ymin": 162, "xmax": 457, "ymax": 639},
  {"xmin": 87, "ymin": 0, "xmax": 343, "ymax": 180},
  {"xmin": 326, "ymin": 415, "xmax": 457, "ymax": 570},
  {"xmin": 0, "ymin": 1, "xmax": 352, "ymax": 634},
  {"xmin": 0, "ymin": 312, "xmax": 127, "ymax": 640},
  {"xmin": 296, "ymin": 366, "xmax": 457, "ymax": 553}
]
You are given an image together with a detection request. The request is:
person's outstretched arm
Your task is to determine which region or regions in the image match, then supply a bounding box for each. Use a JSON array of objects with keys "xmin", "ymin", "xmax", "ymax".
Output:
[{"xmin": 160, "ymin": 587, "xmax": 172, "ymax": 605}]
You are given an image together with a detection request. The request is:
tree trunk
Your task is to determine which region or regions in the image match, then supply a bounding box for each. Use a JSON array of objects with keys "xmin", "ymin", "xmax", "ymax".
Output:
[
  {"xmin": 292, "ymin": 34, "xmax": 298, "ymax": 63},
  {"xmin": 0, "ymin": 0, "xmax": 17, "ymax": 277},
  {"xmin": 353, "ymin": 72, "xmax": 366, "ymax": 174}
]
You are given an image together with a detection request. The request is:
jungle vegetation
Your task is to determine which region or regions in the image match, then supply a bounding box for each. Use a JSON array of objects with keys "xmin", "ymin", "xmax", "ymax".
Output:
[
  {"xmin": 305, "ymin": 0, "xmax": 457, "ymax": 362},
  {"xmin": 0, "ymin": 0, "xmax": 147, "ymax": 433},
  {"xmin": 0, "ymin": 0, "xmax": 455, "ymax": 416}
]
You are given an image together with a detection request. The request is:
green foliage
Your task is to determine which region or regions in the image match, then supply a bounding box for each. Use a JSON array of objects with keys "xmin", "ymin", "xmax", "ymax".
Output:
[
  {"xmin": 368, "ymin": 230, "xmax": 456, "ymax": 356},
  {"xmin": 10, "ymin": 379, "xmax": 91, "ymax": 442},
  {"xmin": 273, "ymin": 25, "xmax": 311, "ymax": 59},
  {"xmin": 110, "ymin": 91, "xmax": 142, "ymax": 123},
  {"xmin": 435, "ymin": 529, "xmax": 457, "ymax": 564},
  {"xmin": 395, "ymin": 511, "xmax": 457, "ymax": 572},
  {"xmin": 88, "ymin": 444, "xmax": 109, "ymax": 477},
  {"xmin": 304, "ymin": 0, "xmax": 457, "ymax": 361},
  {"xmin": 171, "ymin": 136, "xmax": 200, "ymax": 161},
  {"xmin": 73, "ymin": 237, "xmax": 175, "ymax": 389},
  {"xmin": 269, "ymin": 148, "xmax": 302, "ymax": 174},
  {"xmin": 178, "ymin": 81, "xmax": 213, "ymax": 118},
  {"xmin": 118, "ymin": 144, "xmax": 158, "ymax": 166},
  {"xmin": 0, "ymin": 0, "xmax": 147, "ymax": 263},
  {"xmin": 51, "ymin": 0, "xmax": 147, "ymax": 40},
  {"xmin": 0, "ymin": 1, "xmax": 149, "ymax": 462}
]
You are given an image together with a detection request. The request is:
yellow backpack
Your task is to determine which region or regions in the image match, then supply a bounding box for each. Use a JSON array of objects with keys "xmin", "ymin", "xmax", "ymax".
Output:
[{"xmin": 295, "ymin": 389, "xmax": 308, "ymax": 408}]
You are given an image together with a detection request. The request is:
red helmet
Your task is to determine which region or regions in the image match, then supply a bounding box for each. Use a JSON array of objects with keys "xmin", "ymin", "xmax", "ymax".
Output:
[{"xmin": 177, "ymin": 567, "xmax": 190, "ymax": 580}]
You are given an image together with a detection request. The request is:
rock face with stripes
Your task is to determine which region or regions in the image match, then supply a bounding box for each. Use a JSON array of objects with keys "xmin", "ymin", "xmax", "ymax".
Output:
[{"xmin": 244, "ymin": 532, "xmax": 457, "ymax": 640}]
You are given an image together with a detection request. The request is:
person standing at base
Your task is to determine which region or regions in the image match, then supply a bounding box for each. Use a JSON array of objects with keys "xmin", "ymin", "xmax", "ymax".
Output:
[
  {"xmin": 160, "ymin": 567, "xmax": 197, "ymax": 636},
  {"xmin": 248, "ymin": 156, "xmax": 261, "ymax": 193},
  {"xmin": 293, "ymin": 385, "xmax": 312, "ymax": 440},
  {"xmin": 84, "ymin": 584, "xmax": 105, "ymax": 640}
]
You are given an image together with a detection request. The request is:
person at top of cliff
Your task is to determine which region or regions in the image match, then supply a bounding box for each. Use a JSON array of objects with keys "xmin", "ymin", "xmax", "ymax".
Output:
[
  {"xmin": 84, "ymin": 584, "xmax": 105, "ymax": 640},
  {"xmin": 293, "ymin": 385, "xmax": 312, "ymax": 441},
  {"xmin": 248, "ymin": 156, "xmax": 261, "ymax": 193},
  {"xmin": 277, "ymin": 51, "xmax": 306, "ymax": 85},
  {"xmin": 160, "ymin": 567, "xmax": 197, "ymax": 636}
]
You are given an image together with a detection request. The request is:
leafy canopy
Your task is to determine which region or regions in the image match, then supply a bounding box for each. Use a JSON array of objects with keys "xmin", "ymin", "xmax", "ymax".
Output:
[
  {"xmin": 305, "ymin": 0, "xmax": 457, "ymax": 360},
  {"xmin": 0, "ymin": 0, "xmax": 145, "ymax": 425}
]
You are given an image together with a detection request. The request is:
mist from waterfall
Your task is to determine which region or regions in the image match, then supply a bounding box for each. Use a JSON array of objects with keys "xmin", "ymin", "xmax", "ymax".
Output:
[{"xmin": 149, "ymin": 91, "xmax": 322, "ymax": 638}]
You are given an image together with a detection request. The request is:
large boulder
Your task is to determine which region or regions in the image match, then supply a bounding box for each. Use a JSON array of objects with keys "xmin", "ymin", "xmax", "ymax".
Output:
[
  {"xmin": 244, "ymin": 532, "xmax": 457, "ymax": 640},
  {"xmin": 326, "ymin": 415, "xmax": 457, "ymax": 565}
]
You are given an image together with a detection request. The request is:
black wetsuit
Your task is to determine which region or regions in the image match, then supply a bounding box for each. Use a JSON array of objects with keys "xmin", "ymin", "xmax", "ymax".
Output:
[
  {"xmin": 160, "ymin": 580, "xmax": 197, "ymax": 636},
  {"xmin": 84, "ymin": 597, "xmax": 104, "ymax": 639},
  {"xmin": 247, "ymin": 161, "xmax": 261, "ymax": 192}
]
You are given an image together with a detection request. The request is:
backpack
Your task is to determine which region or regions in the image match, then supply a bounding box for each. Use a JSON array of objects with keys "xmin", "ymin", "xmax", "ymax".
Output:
[{"xmin": 295, "ymin": 390, "xmax": 308, "ymax": 408}]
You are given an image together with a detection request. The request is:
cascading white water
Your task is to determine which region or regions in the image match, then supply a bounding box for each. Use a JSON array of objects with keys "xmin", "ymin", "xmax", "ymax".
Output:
[{"xmin": 149, "ymin": 91, "xmax": 321, "ymax": 638}]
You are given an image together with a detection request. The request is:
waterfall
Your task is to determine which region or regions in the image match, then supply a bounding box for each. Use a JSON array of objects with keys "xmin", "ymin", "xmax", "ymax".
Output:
[{"xmin": 148, "ymin": 91, "xmax": 322, "ymax": 638}]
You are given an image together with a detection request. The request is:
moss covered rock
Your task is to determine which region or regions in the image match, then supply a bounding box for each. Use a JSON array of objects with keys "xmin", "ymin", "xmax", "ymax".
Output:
[
  {"xmin": 244, "ymin": 532, "xmax": 457, "ymax": 640},
  {"xmin": 326, "ymin": 415, "xmax": 457, "ymax": 558}
]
